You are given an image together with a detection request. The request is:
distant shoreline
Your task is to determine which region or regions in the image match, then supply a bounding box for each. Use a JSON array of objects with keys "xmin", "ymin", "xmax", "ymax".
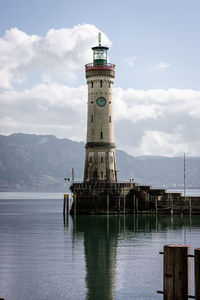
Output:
[
  {"xmin": 1, "ymin": 186, "xmax": 200, "ymax": 192},
  {"xmin": 1, "ymin": 187, "xmax": 200, "ymax": 196}
]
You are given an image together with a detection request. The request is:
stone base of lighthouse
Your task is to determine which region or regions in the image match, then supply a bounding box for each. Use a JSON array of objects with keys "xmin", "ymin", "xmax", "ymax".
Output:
[
  {"xmin": 70, "ymin": 182, "xmax": 137, "ymax": 214},
  {"xmin": 69, "ymin": 182, "xmax": 161, "ymax": 214},
  {"xmin": 70, "ymin": 182, "xmax": 200, "ymax": 215}
]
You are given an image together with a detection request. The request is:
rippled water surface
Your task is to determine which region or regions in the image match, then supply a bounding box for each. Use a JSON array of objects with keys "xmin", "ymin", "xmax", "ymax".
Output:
[{"xmin": 0, "ymin": 192, "xmax": 200, "ymax": 300}]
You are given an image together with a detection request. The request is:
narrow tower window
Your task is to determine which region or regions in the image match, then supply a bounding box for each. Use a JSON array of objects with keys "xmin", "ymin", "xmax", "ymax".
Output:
[
  {"xmin": 109, "ymin": 116, "xmax": 111, "ymax": 123},
  {"xmin": 91, "ymin": 115, "xmax": 93, "ymax": 123},
  {"xmin": 101, "ymin": 172, "xmax": 104, "ymax": 179},
  {"xmin": 91, "ymin": 81, "xmax": 93, "ymax": 88},
  {"xmin": 109, "ymin": 82, "xmax": 111, "ymax": 88},
  {"xmin": 100, "ymin": 80, "xmax": 103, "ymax": 88},
  {"xmin": 100, "ymin": 131, "xmax": 103, "ymax": 139}
]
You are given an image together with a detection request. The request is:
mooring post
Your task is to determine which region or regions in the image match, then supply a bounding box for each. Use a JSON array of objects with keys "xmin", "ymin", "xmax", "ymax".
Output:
[
  {"xmin": 133, "ymin": 194, "xmax": 135, "ymax": 213},
  {"xmin": 145, "ymin": 193, "xmax": 150, "ymax": 210},
  {"xmin": 118, "ymin": 196, "xmax": 120, "ymax": 214},
  {"xmin": 74, "ymin": 193, "xmax": 77, "ymax": 214},
  {"xmin": 155, "ymin": 196, "xmax": 158, "ymax": 214},
  {"xmin": 123, "ymin": 195, "xmax": 126, "ymax": 214},
  {"xmin": 163, "ymin": 245, "xmax": 190, "ymax": 300},
  {"xmin": 107, "ymin": 194, "xmax": 109, "ymax": 214},
  {"xmin": 170, "ymin": 195, "xmax": 173, "ymax": 215},
  {"xmin": 66, "ymin": 193, "xmax": 69, "ymax": 214},
  {"xmin": 195, "ymin": 248, "xmax": 200, "ymax": 300},
  {"xmin": 189, "ymin": 197, "xmax": 192, "ymax": 216},
  {"xmin": 136, "ymin": 197, "xmax": 138, "ymax": 214},
  {"xmin": 63, "ymin": 194, "xmax": 66, "ymax": 214}
]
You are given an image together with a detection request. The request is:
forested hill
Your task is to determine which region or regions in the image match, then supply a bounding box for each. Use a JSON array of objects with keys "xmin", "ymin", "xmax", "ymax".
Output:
[{"xmin": 0, "ymin": 133, "xmax": 199, "ymax": 190}]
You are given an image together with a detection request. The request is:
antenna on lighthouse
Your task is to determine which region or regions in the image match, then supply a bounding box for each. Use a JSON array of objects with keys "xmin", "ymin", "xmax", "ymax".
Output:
[{"xmin": 98, "ymin": 32, "xmax": 101, "ymax": 46}]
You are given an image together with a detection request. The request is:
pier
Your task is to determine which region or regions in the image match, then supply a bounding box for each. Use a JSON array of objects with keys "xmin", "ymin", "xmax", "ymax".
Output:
[
  {"xmin": 70, "ymin": 182, "xmax": 200, "ymax": 214},
  {"xmin": 68, "ymin": 35, "xmax": 200, "ymax": 216}
]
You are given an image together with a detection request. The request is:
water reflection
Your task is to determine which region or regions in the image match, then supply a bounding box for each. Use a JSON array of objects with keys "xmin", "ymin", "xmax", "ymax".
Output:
[
  {"xmin": 68, "ymin": 214, "xmax": 200, "ymax": 300},
  {"xmin": 73, "ymin": 216, "xmax": 118, "ymax": 300}
]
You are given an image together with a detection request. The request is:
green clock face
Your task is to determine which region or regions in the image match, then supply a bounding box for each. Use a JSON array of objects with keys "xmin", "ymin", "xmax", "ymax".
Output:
[{"xmin": 96, "ymin": 97, "xmax": 106, "ymax": 107}]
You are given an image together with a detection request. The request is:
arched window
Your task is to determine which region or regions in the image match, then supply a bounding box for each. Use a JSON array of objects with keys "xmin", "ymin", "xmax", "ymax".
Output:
[
  {"xmin": 91, "ymin": 81, "xmax": 93, "ymax": 88},
  {"xmin": 100, "ymin": 80, "xmax": 103, "ymax": 88}
]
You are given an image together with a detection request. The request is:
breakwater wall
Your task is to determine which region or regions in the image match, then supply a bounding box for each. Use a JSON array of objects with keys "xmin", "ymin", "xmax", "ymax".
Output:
[{"xmin": 70, "ymin": 182, "xmax": 200, "ymax": 215}]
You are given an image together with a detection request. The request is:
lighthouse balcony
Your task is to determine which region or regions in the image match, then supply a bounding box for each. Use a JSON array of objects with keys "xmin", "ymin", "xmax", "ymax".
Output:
[{"xmin": 85, "ymin": 63, "xmax": 115, "ymax": 72}]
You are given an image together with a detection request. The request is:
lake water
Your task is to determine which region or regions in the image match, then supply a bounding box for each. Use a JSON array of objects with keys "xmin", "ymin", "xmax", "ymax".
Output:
[{"xmin": 0, "ymin": 191, "xmax": 200, "ymax": 300}]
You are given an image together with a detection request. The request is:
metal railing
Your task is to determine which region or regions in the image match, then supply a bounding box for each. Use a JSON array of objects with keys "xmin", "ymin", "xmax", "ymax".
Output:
[
  {"xmin": 85, "ymin": 63, "xmax": 115, "ymax": 71},
  {"xmin": 71, "ymin": 182, "xmax": 137, "ymax": 191}
]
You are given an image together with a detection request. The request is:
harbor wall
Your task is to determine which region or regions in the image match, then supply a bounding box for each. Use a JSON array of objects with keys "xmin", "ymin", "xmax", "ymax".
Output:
[{"xmin": 70, "ymin": 182, "xmax": 200, "ymax": 215}]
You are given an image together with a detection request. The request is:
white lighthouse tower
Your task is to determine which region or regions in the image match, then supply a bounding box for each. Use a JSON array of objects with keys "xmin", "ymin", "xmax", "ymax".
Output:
[
  {"xmin": 84, "ymin": 33, "xmax": 117, "ymax": 183},
  {"xmin": 70, "ymin": 33, "xmax": 136, "ymax": 214},
  {"xmin": 70, "ymin": 33, "xmax": 188, "ymax": 215}
]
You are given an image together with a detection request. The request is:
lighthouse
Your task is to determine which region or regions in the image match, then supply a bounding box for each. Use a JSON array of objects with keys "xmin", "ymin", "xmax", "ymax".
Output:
[
  {"xmin": 69, "ymin": 33, "xmax": 200, "ymax": 215},
  {"xmin": 84, "ymin": 33, "xmax": 117, "ymax": 183},
  {"xmin": 70, "ymin": 33, "xmax": 137, "ymax": 214}
]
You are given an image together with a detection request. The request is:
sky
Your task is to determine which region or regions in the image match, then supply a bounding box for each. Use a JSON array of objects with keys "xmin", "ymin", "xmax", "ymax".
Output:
[{"xmin": 0, "ymin": 0, "xmax": 200, "ymax": 157}]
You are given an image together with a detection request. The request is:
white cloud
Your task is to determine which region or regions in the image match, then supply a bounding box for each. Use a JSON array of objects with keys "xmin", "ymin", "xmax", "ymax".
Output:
[
  {"xmin": 0, "ymin": 25, "xmax": 111, "ymax": 89},
  {"xmin": 155, "ymin": 62, "xmax": 170, "ymax": 70},
  {"xmin": 114, "ymin": 88, "xmax": 164, "ymax": 123},
  {"xmin": 0, "ymin": 83, "xmax": 87, "ymax": 140},
  {"xmin": 0, "ymin": 25, "xmax": 200, "ymax": 157},
  {"xmin": 1, "ymin": 83, "xmax": 200, "ymax": 156},
  {"xmin": 113, "ymin": 88, "xmax": 200, "ymax": 156},
  {"xmin": 137, "ymin": 130, "xmax": 190, "ymax": 156}
]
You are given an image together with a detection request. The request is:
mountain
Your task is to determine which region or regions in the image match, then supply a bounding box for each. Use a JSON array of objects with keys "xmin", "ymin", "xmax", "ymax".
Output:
[
  {"xmin": 0, "ymin": 133, "xmax": 199, "ymax": 190},
  {"xmin": 0, "ymin": 133, "xmax": 84, "ymax": 190}
]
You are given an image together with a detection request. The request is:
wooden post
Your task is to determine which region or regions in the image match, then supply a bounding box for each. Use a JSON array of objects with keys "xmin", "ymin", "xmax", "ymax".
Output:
[
  {"xmin": 133, "ymin": 194, "xmax": 135, "ymax": 213},
  {"xmin": 136, "ymin": 197, "xmax": 138, "ymax": 214},
  {"xmin": 74, "ymin": 193, "xmax": 77, "ymax": 214},
  {"xmin": 118, "ymin": 196, "xmax": 120, "ymax": 214},
  {"xmin": 189, "ymin": 197, "xmax": 192, "ymax": 216},
  {"xmin": 145, "ymin": 193, "xmax": 149, "ymax": 210},
  {"xmin": 66, "ymin": 193, "xmax": 69, "ymax": 214},
  {"xmin": 170, "ymin": 194, "xmax": 173, "ymax": 215},
  {"xmin": 163, "ymin": 245, "xmax": 190, "ymax": 300},
  {"xmin": 123, "ymin": 195, "xmax": 126, "ymax": 214},
  {"xmin": 155, "ymin": 196, "xmax": 158, "ymax": 214},
  {"xmin": 63, "ymin": 194, "xmax": 66, "ymax": 214},
  {"xmin": 195, "ymin": 248, "xmax": 200, "ymax": 300},
  {"xmin": 107, "ymin": 194, "xmax": 109, "ymax": 214}
]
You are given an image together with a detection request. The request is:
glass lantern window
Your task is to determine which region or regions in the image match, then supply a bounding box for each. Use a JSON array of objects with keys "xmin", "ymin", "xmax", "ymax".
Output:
[{"xmin": 93, "ymin": 49, "xmax": 107, "ymax": 61}]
